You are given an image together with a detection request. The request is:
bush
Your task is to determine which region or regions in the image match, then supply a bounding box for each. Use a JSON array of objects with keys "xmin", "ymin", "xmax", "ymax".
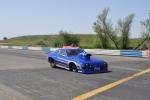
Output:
[
  {"xmin": 36, "ymin": 40, "xmax": 47, "ymax": 46},
  {"xmin": 3, "ymin": 37, "xmax": 8, "ymax": 40},
  {"xmin": 59, "ymin": 31, "xmax": 80, "ymax": 45},
  {"xmin": 52, "ymin": 39, "xmax": 63, "ymax": 47},
  {"xmin": 93, "ymin": 38, "xmax": 102, "ymax": 48}
]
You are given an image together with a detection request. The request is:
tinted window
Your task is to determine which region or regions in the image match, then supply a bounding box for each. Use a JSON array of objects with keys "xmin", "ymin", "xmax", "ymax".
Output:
[{"xmin": 66, "ymin": 49, "xmax": 84, "ymax": 56}]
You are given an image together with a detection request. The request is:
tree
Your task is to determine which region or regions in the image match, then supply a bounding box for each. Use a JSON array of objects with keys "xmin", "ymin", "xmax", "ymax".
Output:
[
  {"xmin": 36, "ymin": 40, "xmax": 47, "ymax": 46},
  {"xmin": 3, "ymin": 37, "xmax": 8, "ymax": 40},
  {"xmin": 52, "ymin": 38, "xmax": 63, "ymax": 47},
  {"xmin": 93, "ymin": 8, "xmax": 119, "ymax": 49},
  {"xmin": 134, "ymin": 13, "xmax": 150, "ymax": 50},
  {"xmin": 118, "ymin": 14, "xmax": 134, "ymax": 49},
  {"xmin": 59, "ymin": 30, "xmax": 79, "ymax": 46}
]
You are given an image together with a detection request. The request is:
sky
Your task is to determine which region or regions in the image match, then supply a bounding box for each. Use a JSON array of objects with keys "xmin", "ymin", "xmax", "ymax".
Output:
[{"xmin": 0, "ymin": 0, "xmax": 150, "ymax": 39}]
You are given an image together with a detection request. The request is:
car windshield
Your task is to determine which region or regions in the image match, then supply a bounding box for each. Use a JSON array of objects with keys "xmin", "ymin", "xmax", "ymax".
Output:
[{"xmin": 66, "ymin": 49, "xmax": 84, "ymax": 56}]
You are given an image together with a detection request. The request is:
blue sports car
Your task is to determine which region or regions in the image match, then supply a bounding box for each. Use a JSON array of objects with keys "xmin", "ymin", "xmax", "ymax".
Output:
[{"xmin": 47, "ymin": 47, "xmax": 108, "ymax": 74}]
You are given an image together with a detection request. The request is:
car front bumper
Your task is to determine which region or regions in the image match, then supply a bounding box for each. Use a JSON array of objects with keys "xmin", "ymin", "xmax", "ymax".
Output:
[{"xmin": 79, "ymin": 66, "xmax": 108, "ymax": 74}]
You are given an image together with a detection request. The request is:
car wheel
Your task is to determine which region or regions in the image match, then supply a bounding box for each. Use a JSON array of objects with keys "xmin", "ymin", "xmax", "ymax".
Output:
[
  {"xmin": 72, "ymin": 64, "xmax": 78, "ymax": 72},
  {"xmin": 49, "ymin": 58, "xmax": 56, "ymax": 68}
]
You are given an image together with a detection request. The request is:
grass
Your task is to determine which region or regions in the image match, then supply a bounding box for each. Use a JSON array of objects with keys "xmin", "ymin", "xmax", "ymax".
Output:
[{"xmin": 0, "ymin": 34, "xmax": 141, "ymax": 49}]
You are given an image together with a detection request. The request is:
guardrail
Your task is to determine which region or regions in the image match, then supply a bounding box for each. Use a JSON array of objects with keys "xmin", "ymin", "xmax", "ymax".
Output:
[{"xmin": 0, "ymin": 45, "xmax": 148, "ymax": 58}]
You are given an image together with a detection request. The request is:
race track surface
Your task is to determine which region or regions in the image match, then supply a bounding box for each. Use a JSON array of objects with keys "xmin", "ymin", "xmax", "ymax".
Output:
[{"xmin": 0, "ymin": 48, "xmax": 150, "ymax": 100}]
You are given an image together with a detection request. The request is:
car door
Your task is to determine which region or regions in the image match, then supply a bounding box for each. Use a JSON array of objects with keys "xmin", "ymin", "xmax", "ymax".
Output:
[{"xmin": 56, "ymin": 49, "xmax": 68, "ymax": 67}]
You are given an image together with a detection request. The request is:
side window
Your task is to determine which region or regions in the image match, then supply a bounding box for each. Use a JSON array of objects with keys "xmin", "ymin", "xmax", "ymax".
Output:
[{"xmin": 58, "ymin": 49, "xmax": 66, "ymax": 56}]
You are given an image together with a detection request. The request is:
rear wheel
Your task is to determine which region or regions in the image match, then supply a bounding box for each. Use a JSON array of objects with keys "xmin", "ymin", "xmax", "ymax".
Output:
[{"xmin": 48, "ymin": 58, "xmax": 56, "ymax": 68}]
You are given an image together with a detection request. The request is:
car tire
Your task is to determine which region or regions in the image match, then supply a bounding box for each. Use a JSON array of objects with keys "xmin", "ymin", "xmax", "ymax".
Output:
[
  {"xmin": 72, "ymin": 64, "xmax": 78, "ymax": 72},
  {"xmin": 48, "ymin": 58, "xmax": 56, "ymax": 68}
]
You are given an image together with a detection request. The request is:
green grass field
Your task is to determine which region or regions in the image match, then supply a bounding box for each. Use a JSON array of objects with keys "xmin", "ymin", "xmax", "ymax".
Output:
[{"xmin": 0, "ymin": 34, "xmax": 140, "ymax": 49}]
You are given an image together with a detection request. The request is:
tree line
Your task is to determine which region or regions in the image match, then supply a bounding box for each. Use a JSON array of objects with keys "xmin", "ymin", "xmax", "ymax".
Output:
[
  {"xmin": 54, "ymin": 8, "xmax": 149, "ymax": 50},
  {"xmin": 93, "ymin": 8, "xmax": 150, "ymax": 50},
  {"xmin": 2, "ymin": 8, "xmax": 149, "ymax": 50}
]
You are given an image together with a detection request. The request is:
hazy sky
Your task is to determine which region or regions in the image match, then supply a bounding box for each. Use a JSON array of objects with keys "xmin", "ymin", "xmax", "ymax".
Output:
[{"xmin": 0, "ymin": 0, "xmax": 150, "ymax": 39}]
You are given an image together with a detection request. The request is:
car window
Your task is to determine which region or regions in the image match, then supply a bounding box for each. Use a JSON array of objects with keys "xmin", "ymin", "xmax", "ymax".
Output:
[
  {"xmin": 58, "ymin": 49, "xmax": 66, "ymax": 56},
  {"xmin": 66, "ymin": 49, "xmax": 84, "ymax": 56}
]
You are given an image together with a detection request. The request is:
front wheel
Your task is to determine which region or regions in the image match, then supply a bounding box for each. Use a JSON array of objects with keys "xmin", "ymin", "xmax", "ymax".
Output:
[
  {"xmin": 70, "ymin": 63, "xmax": 78, "ymax": 72},
  {"xmin": 48, "ymin": 58, "xmax": 56, "ymax": 68}
]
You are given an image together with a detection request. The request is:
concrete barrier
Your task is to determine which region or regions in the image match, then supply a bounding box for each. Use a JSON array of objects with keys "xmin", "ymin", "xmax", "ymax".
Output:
[
  {"xmin": 120, "ymin": 50, "xmax": 142, "ymax": 57},
  {"xmin": 50, "ymin": 48, "xmax": 60, "ymax": 52},
  {"xmin": 142, "ymin": 51, "xmax": 148, "ymax": 58},
  {"xmin": 0, "ymin": 46, "xmax": 9, "ymax": 49},
  {"xmin": 12, "ymin": 46, "xmax": 23, "ymax": 50},
  {"xmin": 0, "ymin": 45, "xmax": 148, "ymax": 58},
  {"xmin": 22, "ymin": 46, "xmax": 28, "ymax": 50},
  {"xmin": 85, "ymin": 49, "xmax": 120, "ymax": 55},
  {"xmin": 42, "ymin": 47, "xmax": 50, "ymax": 54},
  {"xmin": 8, "ymin": 46, "xmax": 12, "ymax": 49},
  {"xmin": 28, "ymin": 47, "xmax": 42, "ymax": 51}
]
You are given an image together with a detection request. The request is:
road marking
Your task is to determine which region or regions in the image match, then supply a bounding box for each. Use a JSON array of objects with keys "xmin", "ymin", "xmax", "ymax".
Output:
[{"xmin": 72, "ymin": 68, "xmax": 150, "ymax": 100}]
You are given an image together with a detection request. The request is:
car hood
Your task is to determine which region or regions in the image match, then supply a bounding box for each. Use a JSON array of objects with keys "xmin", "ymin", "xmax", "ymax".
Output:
[{"xmin": 69, "ymin": 55, "xmax": 105, "ymax": 64}]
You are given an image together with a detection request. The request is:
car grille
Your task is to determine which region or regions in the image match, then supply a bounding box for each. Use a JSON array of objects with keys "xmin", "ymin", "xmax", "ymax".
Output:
[
  {"xmin": 90, "ymin": 67, "xmax": 94, "ymax": 71},
  {"xmin": 90, "ymin": 63, "xmax": 107, "ymax": 72}
]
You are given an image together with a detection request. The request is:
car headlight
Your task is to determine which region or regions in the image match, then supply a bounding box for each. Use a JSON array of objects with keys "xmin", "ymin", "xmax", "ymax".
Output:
[
  {"xmin": 84, "ymin": 63, "xmax": 91, "ymax": 67},
  {"xmin": 103, "ymin": 62, "xmax": 108, "ymax": 66}
]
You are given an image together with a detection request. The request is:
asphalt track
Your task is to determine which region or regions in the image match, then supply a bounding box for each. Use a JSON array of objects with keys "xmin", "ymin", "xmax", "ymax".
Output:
[{"xmin": 0, "ymin": 48, "xmax": 150, "ymax": 100}]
